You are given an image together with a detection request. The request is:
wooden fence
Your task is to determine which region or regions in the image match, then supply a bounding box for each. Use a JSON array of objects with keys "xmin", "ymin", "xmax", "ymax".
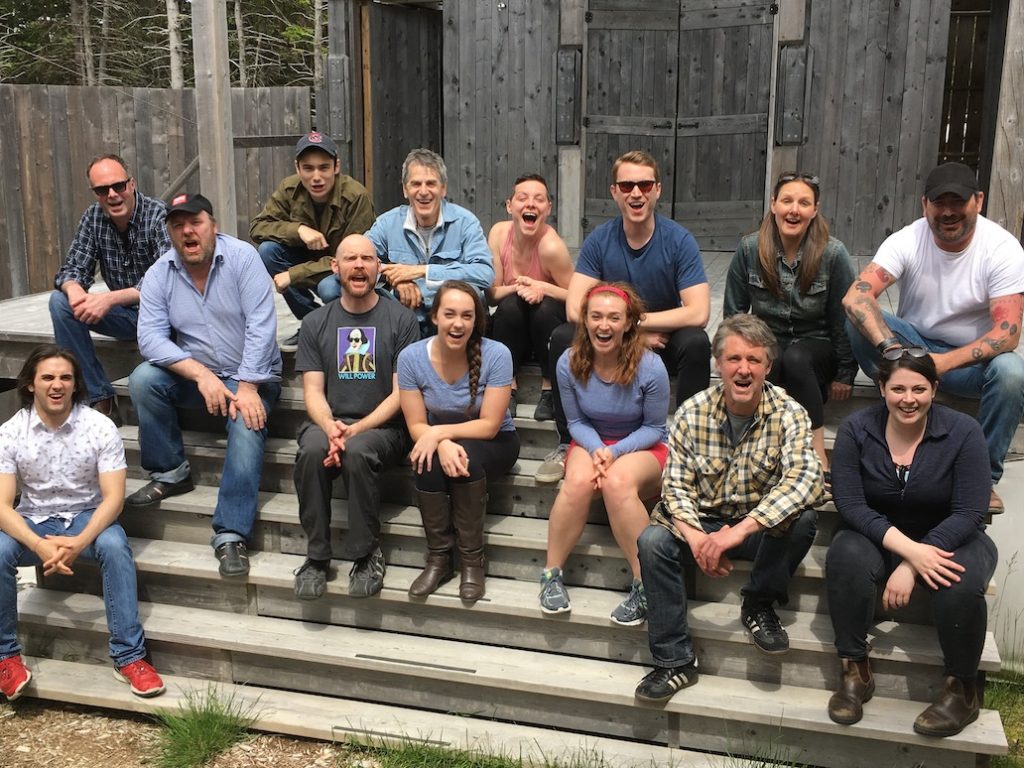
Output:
[{"xmin": 0, "ymin": 84, "xmax": 311, "ymax": 301}]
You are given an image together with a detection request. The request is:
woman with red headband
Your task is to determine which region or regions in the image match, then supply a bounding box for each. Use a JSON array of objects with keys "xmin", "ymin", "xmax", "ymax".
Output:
[{"xmin": 539, "ymin": 282, "xmax": 669, "ymax": 625}]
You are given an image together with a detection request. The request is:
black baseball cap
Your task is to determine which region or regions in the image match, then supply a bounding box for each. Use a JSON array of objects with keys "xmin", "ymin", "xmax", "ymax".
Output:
[
  {"xmin": 166, "ymin": 193, "xmax": 214, "ymax": 217},
  {"xmin": 924, "ymin": 162, "xmax": 980, "ymax": 202},
  {"xmin": 295, "ymin": 131, "xmax": 339, "ymax": 159}
]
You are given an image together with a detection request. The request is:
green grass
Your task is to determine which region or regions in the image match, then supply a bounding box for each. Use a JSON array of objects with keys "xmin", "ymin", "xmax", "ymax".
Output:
[
  {"xmin": 341, "ymin": 740, "xmax": 623, "ymax": 768},
  {"xmin": 150, "ymin": 685, "xmax": 259, "ymax": 768},
  {"xmin": 989, "ymin": 671, "xmax": 1024, "ymax": 768}
]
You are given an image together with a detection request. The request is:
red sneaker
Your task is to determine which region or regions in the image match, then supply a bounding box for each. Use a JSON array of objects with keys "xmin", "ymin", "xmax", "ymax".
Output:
[
  {"xmin": 114, "ymin": 659, "xmax": 165, "ymax": 697},
  {"xmin": 0, "ymin": 654, "xmax": 32, "ymax": 701}
]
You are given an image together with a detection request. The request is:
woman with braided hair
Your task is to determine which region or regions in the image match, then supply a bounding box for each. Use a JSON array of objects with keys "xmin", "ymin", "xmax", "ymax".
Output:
[{"xmin": 397, "ymin": 280, "xmax": 520, "ymax": 601}]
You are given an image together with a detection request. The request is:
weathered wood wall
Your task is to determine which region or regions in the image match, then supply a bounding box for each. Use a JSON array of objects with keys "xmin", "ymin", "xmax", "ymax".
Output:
[
  {"xmin": 0, "ymin": 84, "xmax": 310, "ymax": 301},
  {"xmin": 988, "ymin": 0, "xmax": 1024, "ymax": 241},
  {"xmin": 368, "ymin": 3, "xmax": 443, "ymax": 213},
  {"xmin": 442, "ymin": 0, "xmax": 562, "ymax": 232},
  {"xmin": 789, "ymin": 0, "xmax": 953, "ymax": 255}
]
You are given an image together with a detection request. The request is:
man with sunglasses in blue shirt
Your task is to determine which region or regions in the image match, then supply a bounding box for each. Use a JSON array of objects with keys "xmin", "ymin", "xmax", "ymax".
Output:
[
  {"xmin": 843, "ymin": 162, "xmax": 1024, "ymax": 512},
  {"xmin": 49, "ymin": 154, "xmax": 170, "ymax": 422},
  {"xmin": 535, "ymin": 150, "xmax": 711, "ymax": 483}
]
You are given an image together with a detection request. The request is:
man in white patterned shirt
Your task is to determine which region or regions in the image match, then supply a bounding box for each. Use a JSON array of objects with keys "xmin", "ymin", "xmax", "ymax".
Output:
[
  {"xmin": 0, "ymin": 345, "xmax": 164, "ymax": 701},
  {"xmin": 633, "ymin": 315, "xmax": 823, "ymax": 703}
]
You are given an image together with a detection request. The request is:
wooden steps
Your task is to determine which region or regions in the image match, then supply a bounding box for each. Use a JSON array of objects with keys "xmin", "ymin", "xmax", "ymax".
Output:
[
  {"xmin": 16, "ymin": 589, "xmax": 1007, "ymax": 768},
  {"xmin": 21, "ymin": 656, "xmax": 751, "ymax": 768}
]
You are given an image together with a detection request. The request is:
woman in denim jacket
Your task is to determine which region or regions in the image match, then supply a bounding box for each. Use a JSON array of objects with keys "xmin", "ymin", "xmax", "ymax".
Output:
[{"xmin": 724, "ymin": 172, "xmax": 857, "ymax": 482}]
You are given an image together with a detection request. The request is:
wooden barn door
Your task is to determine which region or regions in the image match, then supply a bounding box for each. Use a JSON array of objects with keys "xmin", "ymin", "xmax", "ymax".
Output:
[{"xmin": 584, "ymin": 1, "xmax": 774, "ymax": 251}]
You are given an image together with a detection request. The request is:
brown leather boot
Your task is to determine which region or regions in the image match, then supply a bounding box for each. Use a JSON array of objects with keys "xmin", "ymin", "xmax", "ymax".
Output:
[
  {"xmin": 408, "ymin": 490, "xmax": 454, "ymax": 597},
  {"xmin": 828, "ymin": 658, "xmax": 874, "ymax": 725},
  {"xmin": 452, "ymin": 479, "xmax": 488, "ymax": 602},
  {"xmin": 913, "ymin": 676, "xmax": 980, "ymax": 737}
]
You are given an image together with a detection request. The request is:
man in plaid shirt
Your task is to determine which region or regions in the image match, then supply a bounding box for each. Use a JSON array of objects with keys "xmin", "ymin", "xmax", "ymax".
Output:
[
  {"xmin": 634, "ymin": 314, "xmax": 824, "ymax": 703},
  {"xmin": 49, "ymin": 154, "xmax": 170, "ymax": 421}
]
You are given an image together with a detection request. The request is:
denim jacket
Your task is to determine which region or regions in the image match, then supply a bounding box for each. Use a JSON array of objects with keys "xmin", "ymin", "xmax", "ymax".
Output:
[
  {"xmin": 724, "ymin": 233, "xmax": 857, "ymax": 385},
  {"xmin": 366, "ymin": 200, "xmax": 494, "ymax": 320}
]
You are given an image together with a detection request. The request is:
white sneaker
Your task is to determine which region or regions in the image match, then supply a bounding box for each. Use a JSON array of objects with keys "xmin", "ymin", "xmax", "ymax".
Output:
[{"xmin": 535, "ymin": 444, "xmax": 569, "ymax": 483}]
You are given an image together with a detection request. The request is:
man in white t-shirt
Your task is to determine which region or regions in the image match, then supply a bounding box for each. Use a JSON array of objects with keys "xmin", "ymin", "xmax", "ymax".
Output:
[{"xmin": 842, "ymin": 162, "xmax": 1024, "ymax": 509}]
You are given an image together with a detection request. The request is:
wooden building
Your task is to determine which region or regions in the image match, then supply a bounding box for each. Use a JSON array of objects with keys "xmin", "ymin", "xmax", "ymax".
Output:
[{"xmin": 326, "ymin": 0, "xmax": 1021, "ymax": 256}]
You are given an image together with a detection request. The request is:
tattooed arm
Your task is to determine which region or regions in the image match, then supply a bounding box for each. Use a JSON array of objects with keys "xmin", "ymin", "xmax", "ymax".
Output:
[
  {"xmin": 927, "ymin": 294, "xmax": 1024, "ymax": 376},
  {"xmin": 842, "ymin": 262, "xmax": 898, "ymax": 347}
]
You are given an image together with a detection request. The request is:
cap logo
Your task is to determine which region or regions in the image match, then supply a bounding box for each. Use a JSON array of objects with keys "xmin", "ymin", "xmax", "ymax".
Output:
[
  {"xmin": 308, "ymin": 132, "xmax": 323, "ymax": 144},
  {"xmin": 171, "ymin": 194, "xmax": 188, "ymax": 206}
]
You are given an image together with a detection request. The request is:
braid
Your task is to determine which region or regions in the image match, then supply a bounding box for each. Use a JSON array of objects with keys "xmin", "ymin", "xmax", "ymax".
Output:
[{"xmin": 466, "ymin": 335, "xmax": 482, "ymax": 411}]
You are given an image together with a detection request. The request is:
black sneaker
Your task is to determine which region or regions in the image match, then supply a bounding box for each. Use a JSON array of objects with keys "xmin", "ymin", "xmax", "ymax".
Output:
[
  {"xmin": 294, "ymin": 558, "xmax": 329, "ymax": 599},
  {"xmin": 634, "ymin": 660, "xmax": 700, "ymax": 703},
  {"xmin": 534, "ymin": 389, "xmax": 554, "ymax": 421},
  {"xmin": 741, "ymin": 601, "xmax": 789, "ymax": 654},
  {"xmin": 349, "ymin": 547, "xmax": 385, "ymax": 597}
]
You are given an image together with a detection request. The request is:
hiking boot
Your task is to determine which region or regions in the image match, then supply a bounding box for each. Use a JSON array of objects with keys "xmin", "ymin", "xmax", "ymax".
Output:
[
  {"xmin": 913, "ymin": 676, "xmax": 980, "ymax": 737},
  {"xmin": 741, "ymin": 601, "xmax": 789, "ymax": 654},
  {"xmin": 539, "ymin": 567, "xmax": 571, "ymax": 614},
  {"xmin": 534, "ymin": 390, "xmax": 554, "ymax": 421},
  {"xmin": 0, "ymin": 655, "xmax": 31, "ymax": 701},
  {"xmin": 294, "ymin": 558, "xmax": 329, "ymax": 600},
  {"xmin": 114, "ymin": 659, "xmax": 165, "ymax": 698},
  {"xmin": 634, "ymin": 660, "xmax": 700, "ymax": 703},
  {"xmin": 610, "ymin": 580, "xmax": 647, "ymax": 626},
  {"xmin": 508, "ymin": 390, "xmax": 518, "ymax": 419},
  {"xmin": 535, "ymin": 444, "xmax": 568, "ymax": 483},
  {"xmin": 828, "ymin": 658, "xmax": 875, "ymax": 725},
  {"xmin": 349, "ymin": 547, "xmax": 386, "ymax": 598},
  {"xmin": 215, "ymin": 541, "xmax": 249, "ymax": 577}
]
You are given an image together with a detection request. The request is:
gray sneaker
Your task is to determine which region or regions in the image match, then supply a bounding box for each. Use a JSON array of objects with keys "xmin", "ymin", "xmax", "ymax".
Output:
[
  {"xmin": 539, "ymin": 567, "xmax": 571, "ymax": 614},
  {"xmin": 535, "ymin": 444, "xmax": 569, "ymax": 484},
  {"xmin": 349, "ymin": 547, "xmax": 386, "ymax": 597},
  {"xmin": 294, "ymin": 559, "xmax": 328, "ymax": 600},
  {"xmin": 610, "ymin": 580, "xmax": 647, "ymax": 626}
]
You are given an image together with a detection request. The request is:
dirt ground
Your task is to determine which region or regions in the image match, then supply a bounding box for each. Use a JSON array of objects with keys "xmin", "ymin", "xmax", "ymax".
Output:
[{"xmin": 0, "ymin": 698, "xmax": 371, "ymax": 768}]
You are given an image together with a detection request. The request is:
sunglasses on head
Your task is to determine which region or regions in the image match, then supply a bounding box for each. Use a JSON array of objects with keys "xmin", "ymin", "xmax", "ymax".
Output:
[
  {"xmin": 91, "ymin": 179, "xmax": 131, "ymax": 197},
  {"xmin": 881, "ymin": 346, "xmax": 928, "ymax": 361},
  {"xmin": 777, "ymin": 172, "xmax": 820, "ymax": 189},
  {"xmin": 613, "ymin": 180, "xmax": 657, "ymax": 194}
]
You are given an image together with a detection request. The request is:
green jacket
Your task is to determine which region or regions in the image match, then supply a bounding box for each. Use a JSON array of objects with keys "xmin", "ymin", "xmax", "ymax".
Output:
[{"xmin": 249, "ymin": 173, "xmax": 375, "ymax": 286}]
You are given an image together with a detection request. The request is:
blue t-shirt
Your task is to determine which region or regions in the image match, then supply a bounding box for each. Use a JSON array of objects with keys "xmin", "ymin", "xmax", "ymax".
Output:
[
  {"xmin": 397, "ymin": 337, "xmax": 516, "ymax": 433},
  {"xmin": 556, "ymin": 348, "xmax": 669, "ymax": 458},
  {"xmin": 576, "ymin": 214, "xmax": 706, "ymax": 312}
]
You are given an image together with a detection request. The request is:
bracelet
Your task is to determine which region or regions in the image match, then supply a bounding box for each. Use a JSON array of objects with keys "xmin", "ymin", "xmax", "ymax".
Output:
[{"xmin": 875, "ymin": 337, "xmax": 901, "ymax": 354}]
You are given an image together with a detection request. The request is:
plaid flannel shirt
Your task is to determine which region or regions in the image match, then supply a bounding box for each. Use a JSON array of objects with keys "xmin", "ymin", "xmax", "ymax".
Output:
[
  {"xmin": 652, "ymin": 381, "xmax": 823, "ymax": 535},
  {"xmin": 54, "ymin": 191, "xmax": 170, "ymax": 294}
]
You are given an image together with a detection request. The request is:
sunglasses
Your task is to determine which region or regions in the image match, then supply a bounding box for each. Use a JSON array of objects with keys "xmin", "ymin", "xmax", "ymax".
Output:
[
  {"xmin": 348, "ymin": 335, "xmax": 363, "ymax": 343},
  {"xmin": 881, "ymin": 346, "xmax": 928, "ymax": 361},
  {"xmin": 613, "ymin": 180, "xmax": 657, "ymax": 194},
  {"xmin": 91, "ymin": 179, "xmax": 131, "ymax": 197},
  {"xmin": 777, "ymin": 172, "xmax": 820, "ymax": 189}
]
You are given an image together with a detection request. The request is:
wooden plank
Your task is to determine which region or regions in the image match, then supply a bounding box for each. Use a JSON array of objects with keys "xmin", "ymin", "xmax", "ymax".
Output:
[
  {"xmin": 46, "ymin": 86, "xmax": 76, "ymax": 261},
  {"xmin": 987, "ymin": 0, "xmax": 1024, "ymax": 236},
  {"xmin": 679, "ymin": 3, "xmax": 772, "ymax": 31},
  {"xmin": 17, "ymin": 86, "xmax": 61, "ymax": 293},
  {"xmin": 0, "ymin": 86, "xmax": 26, "ymax": 299}
]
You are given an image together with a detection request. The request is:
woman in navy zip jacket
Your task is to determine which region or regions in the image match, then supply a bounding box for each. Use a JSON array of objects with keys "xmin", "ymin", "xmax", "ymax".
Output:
[{"xmin": 825, "ymin": 351, "xmax": 996, "ymax": 737}]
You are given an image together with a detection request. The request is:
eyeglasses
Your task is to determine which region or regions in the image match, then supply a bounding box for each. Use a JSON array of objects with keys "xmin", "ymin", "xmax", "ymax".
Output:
[
  {"xmin": 91, "ymin": 179, "xmax": 131, "ymax": 196},
  {"xmin": 613, "ymin": 180, "xmax": 657, "ymax": 194},
  {"xmin": 881, "ymin": 346, "xmax": 928, "ymax": 361},
  {"xmin": 777, "ymin": 172, "xmax": 820, "ymax": 189}
]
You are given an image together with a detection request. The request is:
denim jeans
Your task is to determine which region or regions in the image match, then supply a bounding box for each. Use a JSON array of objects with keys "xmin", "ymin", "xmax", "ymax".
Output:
[
  {"xmin": 639, "ymin": 510, "xmax": 817, "ymax": 667},
  {"xmin": 257, "ymin": 241, "xmax": 323, "ymax": 319},
  {"xmin": 128, "ymin": 362, "xmax": 281, "ymax": 548},
  {"xmin": 294, "ymin": 421, "xmax": 409, "ymax": 561},
  {"xmin": 0, "ymin": 512, "xmax": 147, "ymax": 667},
  {"xmin": 48, "ymin": 290, "xmax": 139, "ymax": 404},
  {"xmin": 826, "ymin": 527, "xmax": 997, "ymax": 678},
  {"xmin": 317, "ymin": 274, "xmax": 342, "ymax": 304},
  {"xmin": 847, "ymin": 312, "xmax": 1024, "ymax": 482}
]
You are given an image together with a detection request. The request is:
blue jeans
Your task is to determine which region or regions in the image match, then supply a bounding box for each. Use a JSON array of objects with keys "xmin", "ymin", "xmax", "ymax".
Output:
[
  {"xmin": 638, "ymin": 510, "xmax": 817, "ymax": 667},
  {"xmin": 48, "ymin": 290, "xmax": 139, "ymax": 404},
  {"xmin": 847, "ymin": 313, "xmax": 1024, "ymax": 482},
  {"xmin": 317, "ymin": 274, "xmax": 341, "ymax": 304},
  {"xmin": 128, "ymin": 362, "xmax": 281, "ymax": 548},
  {"xmin": 257, "ymin": 241, "xmax": 327, "ymax": 319},
  {"xmin": 0, "ymin": 512, "xmax": 147, "ymax": 667}
]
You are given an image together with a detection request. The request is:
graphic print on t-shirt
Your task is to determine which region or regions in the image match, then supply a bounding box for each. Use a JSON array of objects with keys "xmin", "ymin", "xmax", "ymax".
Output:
[{"xmin": 337, "ymin": 326, "xmax": 376, "ymax": 378}]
